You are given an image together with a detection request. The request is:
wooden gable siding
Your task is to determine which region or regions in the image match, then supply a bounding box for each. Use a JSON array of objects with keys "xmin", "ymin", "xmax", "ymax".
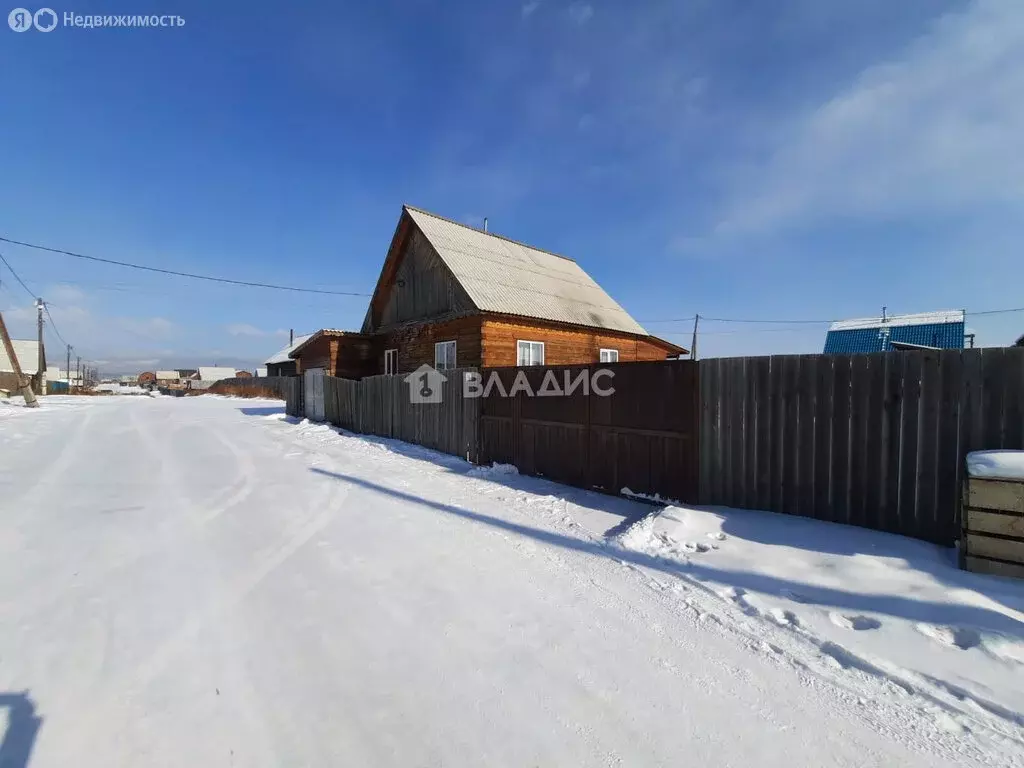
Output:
[
  {"xmin": 373, "ymin": 315, "xmax": 483, "ymax": 376},
  {"xmin": 363, "ymin": 218, "xmax": 475, "ymax": 333},
  {"xmin": 293, "ymin": 335, "xmax": 375, "ymax": 379},
  {"xmin": 480, "ymin": 317, "xmax": 677, "ymax": 367}
]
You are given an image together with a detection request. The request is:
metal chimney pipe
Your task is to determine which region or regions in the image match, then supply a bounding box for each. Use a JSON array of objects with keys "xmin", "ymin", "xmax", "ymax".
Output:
[
  {"xmin": 483, "ymin": 217, "xmax": 488, "ymax": 233},
  {"xmin": 290, "ymin": 328, "xmax": 294, "ymax": 344}
]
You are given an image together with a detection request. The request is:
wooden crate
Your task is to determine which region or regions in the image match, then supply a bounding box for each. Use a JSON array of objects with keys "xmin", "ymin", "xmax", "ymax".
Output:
[{"xmin": 962, "ymin": 476, "xmax": 1024, "ymax": 579}]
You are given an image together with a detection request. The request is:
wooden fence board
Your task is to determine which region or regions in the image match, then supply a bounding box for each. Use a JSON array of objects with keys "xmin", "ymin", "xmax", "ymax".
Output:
[
  {"xmin": 916, "ymin": 351, "xmax": 941, "ymax": 538},
  {"xmin": 797, "ymin": 356, "xmax": 816, "ymax": 518},
  {"xmin": 694, "ymin": 348, "xmax": 1024, "ymax": 546},
  {"xmin": 848, "ymin": 355, "xmax": 870, "ymax": 529},
  {"xmin": 812, "ymin": 356, "xmax": 834, "ymax": 521},
  {"xmin": 936, "ymin": 350, "xmax": 962, "ymax": 539},
  {"xmin": 830, "ymin": 355, "xmax": 852, "ymax": 527},
  {"xmin": 864, "ymin": 355, "xmax": 886, "ymax": 531}
]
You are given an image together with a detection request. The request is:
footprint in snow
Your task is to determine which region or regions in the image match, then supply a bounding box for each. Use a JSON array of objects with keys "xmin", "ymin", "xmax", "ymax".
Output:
[
  {"xmin": 829, "ymin": 612, "xmax": 881, "ymax": 631},
  {"xmin": 707, "ymin": 532, "xmax": 726, "ymax": 541},
  {"xmin": 914, "ymin": 623, "xmax": 981, "ymax": 650},
  {"xmin": 781, "ymin": 589, "xmax": 811, "ymax": 604},
  {"xmin": 681, "ymin": 541, "xmax": 709, "ymax": 553},
  {"xmin": 769, "ymin": 608, "xmax": 800, "ymax": 627}
]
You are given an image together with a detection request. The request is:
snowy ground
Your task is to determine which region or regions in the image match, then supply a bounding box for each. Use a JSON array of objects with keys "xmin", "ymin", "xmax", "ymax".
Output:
[{"xmin": 0, "ymin": 395, "xmax": 1022, "ymax": 767}]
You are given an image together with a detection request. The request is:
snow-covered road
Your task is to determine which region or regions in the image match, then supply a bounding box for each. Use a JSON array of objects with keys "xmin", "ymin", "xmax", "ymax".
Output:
[{"xmin": 0, "ymin": 395, "xmax": 1020, "ymax": 767}]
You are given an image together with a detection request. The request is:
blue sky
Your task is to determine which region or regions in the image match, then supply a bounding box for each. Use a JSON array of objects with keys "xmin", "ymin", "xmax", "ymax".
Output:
[{"xmin": 1, "ymin": 0, "xmax": 1021, "ymax": 372}]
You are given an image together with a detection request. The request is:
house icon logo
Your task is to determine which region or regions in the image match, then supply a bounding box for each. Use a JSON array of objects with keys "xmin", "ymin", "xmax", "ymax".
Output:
[{"xmin": 404, "ymin": 364, "xmax": 446, "ymax": 404}]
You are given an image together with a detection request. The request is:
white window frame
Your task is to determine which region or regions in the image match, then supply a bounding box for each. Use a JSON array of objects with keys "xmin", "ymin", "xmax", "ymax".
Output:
[
  {"xmin": 599, "ymin": 348, "xmax": 619, "ymax": 363},
  {"xmin": 384, "ymin": 348, "xmax": 398, "ymax": 375},
  {"xmin": 517, "ymin": 340, "xmax": 545, "ymax": 366},
  {"xmin": 434, "ymin": 340, "xmax": 457, "ymax": 370}
]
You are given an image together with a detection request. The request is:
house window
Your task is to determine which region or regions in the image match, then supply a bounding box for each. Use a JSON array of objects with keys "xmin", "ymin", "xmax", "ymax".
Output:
[
  {"xmin": 434, "ymin": 340, "xmax": 457, "ymax": 370},
  {"xmin": 517, "ymin": 340, "xmax": 545, "ymax": 366},
  {"xmin": 384, "ymin": 348, "xmax": 398, "ymax": 375},
  {"xmin": 599, "ymin": 348, "xmax": 619, "ymax": 363}
]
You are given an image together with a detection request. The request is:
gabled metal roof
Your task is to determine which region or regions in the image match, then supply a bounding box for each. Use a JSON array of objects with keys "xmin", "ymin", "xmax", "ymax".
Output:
[
  {"xmin": 265, "ymin": 334, "xmax": 313, "ymax": 365},
  {"xmin": 0, "ymin": 339, "xmax": 42, "ymax": 375},
  {"xmin": 824, "ymin": 310, "xmax": 966, "ymax": 354},
  {"xmin": 404, "ymin": 206, "xmax": 650, "ymax": 336}
]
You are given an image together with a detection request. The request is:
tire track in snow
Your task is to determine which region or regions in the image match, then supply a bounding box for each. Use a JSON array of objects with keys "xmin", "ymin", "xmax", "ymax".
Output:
[{"xmin": 54, "ymin": 472, "xmax": 352, "ymax": 762}]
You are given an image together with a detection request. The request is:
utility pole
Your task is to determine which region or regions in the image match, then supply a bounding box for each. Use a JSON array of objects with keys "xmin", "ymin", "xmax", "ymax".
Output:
[
  {"xmin": 690, "ymin": 314, "xmax": 700, "ymax": 361},
  {"xmin": 66, "ymin": 344, "xmax": 72, "ymax": 387},
  {"xmin": 36, "ymin": 299, "xmax": 45, "ymax": 394},
  {"xmin": 76, "ymin": 356, "xmax": 81, "ymax": 389},
  {"xmin": 0, "ymin": 310, "xmax": 39, "ymax": 407}
]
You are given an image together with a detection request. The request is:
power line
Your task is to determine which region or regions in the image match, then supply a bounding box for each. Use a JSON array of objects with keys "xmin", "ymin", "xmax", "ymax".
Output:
[
  {"xmin": 0, "ymin": 249, "xmax": 79, "ymax": 356},
  {"xmin": 0, "ymin": 236, "xmax": 372, "ymax": 297},
  {"xmin": 43, "ymin": 304, "xmax": 69, "ymax": 348},
  {"xmin": 644, "ymin": 308, "xmax": 1024, "ymax": 326},
  {"xmin": 969, "ymin": 306, "xmax": 1024, "ymax": 317},
  {"xmin": 0, "ymin": 250, "xmax": 37, "ymax": 300}
]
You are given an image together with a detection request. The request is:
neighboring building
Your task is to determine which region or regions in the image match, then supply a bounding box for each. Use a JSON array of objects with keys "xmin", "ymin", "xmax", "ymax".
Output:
[
  {"xmin": 235, "ymin": 370, "xmax": 253, "ymax": 378},
  {"xmin": 155, "ymin": 370, "xmax": 180, "ymax": 383},
  {"xmin": 256, "ymin": 367, "xmax": 268, "ymax": 377},
  {"xmin": 176, "ymin": 368, "xmax": 198, "ymax": 380},
  {"xmin": 1015, "ymin": 334, "xmax": 1024, "ymax": 347},
  {"xmin": 824, "ymin": 310, "xmax": 967, "ymax": 354},
  {"xmin": 265, "ymin": 334, "xmax": 312, "ymax": 377},
  {"xmin": 288, "ymin": 205, "xmax": 685, "ymax": 378},
  {"xmin": 138, "ymin": 371, "xmax": 157, "ymax": 386},
  {"xmin": 0, "ymin": 339, "xmax": 45, "ymax": 394},
  {"xmin": 197, "ymin": 367, "xmax": 237, "ymax": 382}
]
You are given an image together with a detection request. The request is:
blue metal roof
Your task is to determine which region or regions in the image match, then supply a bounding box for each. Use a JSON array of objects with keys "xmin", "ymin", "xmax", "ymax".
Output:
[{"xmin": 823, "ymin": 311, "xmax": 966, "ymax": 354}]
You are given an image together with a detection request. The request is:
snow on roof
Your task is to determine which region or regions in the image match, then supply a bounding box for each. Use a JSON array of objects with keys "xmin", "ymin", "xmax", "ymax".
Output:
[
  {"xmin": 967, "ymin": 450, "xmax": 1024, "ymax": 482},
  {"xmin": 155, "ymin": 370, "xmax": 179, "ymax": 380},
  {"xmin": 405, "ymin": 206, "xmax": 649, "ymax": 336},
  {"xmin": 197, "ymin": 367, "xmax": 237, "ymax": 382},
  {"xmin": 265, "ymin": 334, "xmax": 312, "ymax": 365},
  {"xmin": 0, "ymin": 339, "xmax": 42, "ymax": 375},
  {"xmin": 829, "ymin": 310, "xmax": 965, "ymax": 332}
]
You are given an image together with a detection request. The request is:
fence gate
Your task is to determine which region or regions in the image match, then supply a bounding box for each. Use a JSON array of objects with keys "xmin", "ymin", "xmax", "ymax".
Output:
[{"xmin": 304, "ymin": 368, "xmax": 326, "ymax": 421}]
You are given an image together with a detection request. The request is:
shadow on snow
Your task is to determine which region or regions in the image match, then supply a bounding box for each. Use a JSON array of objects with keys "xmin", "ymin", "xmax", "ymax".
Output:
[
  {"xmin": 0, "ymin": 691, "xmax": 42, "ymax": 768},
  {"xmin": 309, "ymin": 466, "xmax": 1024, "ymax": 640}
]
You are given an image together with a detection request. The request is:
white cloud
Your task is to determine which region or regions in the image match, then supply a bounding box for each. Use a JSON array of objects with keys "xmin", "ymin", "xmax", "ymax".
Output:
[
  {"xmin": 521, "ymin": 1, "xmax": 540, "ymax": 19},
  {"xmin": 117, "ymin": 316, "xmax": 176, "ymax": 339},
  {"xmin": 714, "ymin": 0, "xmax": 1024, "ymax": 236},
  {"xmin": 568, "ymin": 2, "xmax": 593, "ymax": 26},
  {"xmin": 226, "ymin": 323, "xmax": 288, "ymax": 338}
]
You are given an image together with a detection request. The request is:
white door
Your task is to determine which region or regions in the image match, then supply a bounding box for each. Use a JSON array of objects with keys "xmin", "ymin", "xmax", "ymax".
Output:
[{"xmin": 304, "ymin": 368, "xmax": 326, "ymax": 421}]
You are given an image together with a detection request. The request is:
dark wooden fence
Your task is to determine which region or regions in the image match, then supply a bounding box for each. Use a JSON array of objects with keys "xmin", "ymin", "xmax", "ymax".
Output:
[
  {"xmin": 284, "ymin": 349, "xmax": 1023, "ymax": 546},
  {"xmin": 320, "ymin": 369, "xmax": 480, "ymax": 460},
  {"xmin": 478, "ymin": 362, "xmax": 700, "ymax": 503},
  {"xmin": 699, "ymin": 348, "xmax": 1024, "ymax": 544}
]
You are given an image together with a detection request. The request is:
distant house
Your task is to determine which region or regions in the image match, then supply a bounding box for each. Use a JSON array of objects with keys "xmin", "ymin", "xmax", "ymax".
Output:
[
  {"xmin": 235, "ymin": 370, "xmax": 253, "ymax": 379},
  {"xmin": 824, "ymin": 311, "xmax": 966, "ymax": 354},
  {"xmin": 155, "ymin": 370, "xmax": 180, "ymax": 383},
  {"xmin": 176, "ymin": 369, "xmax": 198, "ymax": 380},
  {"xmin": 265, "ymin": 334, "xmax": 312, "ymax": 377},
  {"xmin": 0, "ymin": 339, "xmax": 45, "ymax": 394},
  {"xmin": 288, "ymin": 205, "xmax": 685, "ymax": 378},
  {"xmin": 138, "ymin": 371, "xmax": 157, "ymax": 386},
  {"xmin": 197, "ymin": 367, "xmax": 237, "ymax": 383}
]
